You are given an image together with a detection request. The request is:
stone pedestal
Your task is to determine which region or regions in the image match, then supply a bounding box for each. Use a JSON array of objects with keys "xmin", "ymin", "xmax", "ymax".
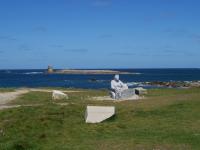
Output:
[
  {"xmin": 120, "ymin": 89, "xmax": 136, "ymax": 99},
  {"xmin": 135, "ymin": 87, "xmax": 147, "ymax": 95}
]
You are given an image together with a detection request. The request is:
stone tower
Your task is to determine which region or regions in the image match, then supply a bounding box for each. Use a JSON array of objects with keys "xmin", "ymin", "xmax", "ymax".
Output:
[{"xmin": 47, "ymin": 65, "xmax": 54, "ymax": 73}]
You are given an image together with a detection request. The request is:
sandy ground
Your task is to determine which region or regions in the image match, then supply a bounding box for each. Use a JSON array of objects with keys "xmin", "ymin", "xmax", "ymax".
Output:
[
  {"xmin": 0, "ymin": 104, "xmax": 44, "ymax": 110},
  {"xmin": 0, "ymin": 89, "xmax": 29, "ymax": 105},
  {"xmin": 0, "ymin": 88, "xmax": 80, "ymax": 110},
  {"xmin": 92, "ymin": 95, "xmax": 143, "ymax": 101},
  {"xmin": 28, "ymin": 88, "xmax": 83, "ymax": 93}
]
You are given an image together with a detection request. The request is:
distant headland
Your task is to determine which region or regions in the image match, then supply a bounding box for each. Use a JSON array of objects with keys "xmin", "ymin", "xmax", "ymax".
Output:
[{"xmin": 45, "ymin": 66, "xmax": 133, "ymax": 75}]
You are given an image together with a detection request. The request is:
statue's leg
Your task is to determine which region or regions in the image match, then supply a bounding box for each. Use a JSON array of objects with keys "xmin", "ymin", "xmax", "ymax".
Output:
[{"xmin": 110, "ymin": 91, "xmax": 116, "ymax": 99}]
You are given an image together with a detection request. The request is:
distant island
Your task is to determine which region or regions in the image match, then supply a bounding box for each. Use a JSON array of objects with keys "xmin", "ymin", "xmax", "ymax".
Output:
[{"xmin": 45, "ymin": 66, "xmax": 133, "ymax": 75}]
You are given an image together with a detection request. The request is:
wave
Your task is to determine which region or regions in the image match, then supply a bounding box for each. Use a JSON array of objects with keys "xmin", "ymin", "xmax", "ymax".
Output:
[
  {"xmin": 132, "ymin": 72, "xmax": 142, "ymax": 75},
  {"xmin": 126, "ymin": 82, "xmax": 140, "ymax": 86},
  {"xmin": 23, "ymin": 72, "xmax": 43, "ymax": 75}
]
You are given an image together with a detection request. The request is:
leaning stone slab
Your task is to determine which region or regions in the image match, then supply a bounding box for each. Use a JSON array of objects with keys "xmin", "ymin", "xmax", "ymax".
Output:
[
  {"xmin": 85, "ymin": 106, "xmax": 115, "ymax": 123},
  {"xmin": 134, "ymin": 87, "xmax": 147, "ymax": 95},
  {"xmin": 52, "ymin": 90, "xmax": 68, "ymax": 100}
]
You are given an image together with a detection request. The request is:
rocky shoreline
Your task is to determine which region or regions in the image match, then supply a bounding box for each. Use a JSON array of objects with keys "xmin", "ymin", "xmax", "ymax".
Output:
[{"xmin": 143, "ymin": 81, "xmax": 200, "ymax": 88}]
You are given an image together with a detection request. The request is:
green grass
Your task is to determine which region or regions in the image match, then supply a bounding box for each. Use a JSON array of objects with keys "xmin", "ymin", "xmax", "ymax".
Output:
[
  {"xmin": 0, "ymin": 88, "xmax": 200, "ymax": 149},
  {"xmin": 10, "ymin": 91, "xmax": 53, "ymax": 105}
]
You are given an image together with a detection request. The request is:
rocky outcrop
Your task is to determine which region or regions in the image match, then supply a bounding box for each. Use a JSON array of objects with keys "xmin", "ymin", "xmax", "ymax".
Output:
[
  {"xmin": 52, "ymin": 90, "xmax": 68, "ymax": 100},
  {"xmin": 143, "ymin": 81, "xmax": 200, "ymax": 88},
  {"xmin": 45, "ymin": 66, "xmax": 133, "ymax": 75}
]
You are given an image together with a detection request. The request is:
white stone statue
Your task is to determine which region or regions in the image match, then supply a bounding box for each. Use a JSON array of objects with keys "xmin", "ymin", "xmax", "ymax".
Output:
[{"xmin": 110, "ymin": 74, "xmax": 128, "ymax": 99}]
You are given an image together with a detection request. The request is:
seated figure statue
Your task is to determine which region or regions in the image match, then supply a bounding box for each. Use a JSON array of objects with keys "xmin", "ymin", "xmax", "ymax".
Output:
[{"xmin": 110, "ymin": 74, "xmax": 134, "ymax": 99}]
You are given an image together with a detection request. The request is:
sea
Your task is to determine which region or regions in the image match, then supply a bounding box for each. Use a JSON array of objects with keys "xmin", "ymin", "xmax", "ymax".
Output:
[{"xmin": 0, "ymin": 69, "xmax": 200, "ymax": 89}]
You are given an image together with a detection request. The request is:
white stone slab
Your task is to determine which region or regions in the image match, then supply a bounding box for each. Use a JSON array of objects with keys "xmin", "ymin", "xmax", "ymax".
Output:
[
  {"xmin": 52, "ymin": 90, "xmax": 68, "ymax": 100},
  {"xmin": 85, "ymin": 106, "xmax": 115, "ymax": 123}
]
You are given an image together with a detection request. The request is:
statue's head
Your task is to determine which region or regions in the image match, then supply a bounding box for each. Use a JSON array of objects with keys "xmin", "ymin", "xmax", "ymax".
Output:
[{"xmin": 114, "ymin": 74, "xmax": 119, "ymax": 81}]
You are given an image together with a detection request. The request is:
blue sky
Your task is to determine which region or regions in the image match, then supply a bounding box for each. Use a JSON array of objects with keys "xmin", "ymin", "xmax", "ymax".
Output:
[{"xmin": 0, "ymin": 0, "xmax": 200, "ymax": 69}]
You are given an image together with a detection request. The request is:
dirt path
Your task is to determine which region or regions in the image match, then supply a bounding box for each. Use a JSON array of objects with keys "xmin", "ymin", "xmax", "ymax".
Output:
[
  {"xmin": 0, "ymin": 89, "xmax": 29, "ymax": 105},
  {"xmin": 28, "ymin": 88, "xmax": 83, "ymax": 93},
  {"xmin": 0, "ymin": 103, "xmax": 69, "ymax": 110},
  {"xmin": 0, "ymin": 104, "xmax": 44, "ymax": 110}
]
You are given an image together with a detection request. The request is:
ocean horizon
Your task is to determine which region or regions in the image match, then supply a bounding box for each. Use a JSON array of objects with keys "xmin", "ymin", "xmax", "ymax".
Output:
[{"xmin": 0, "ymin": 68, "xmax": 200, "ymax": 89}]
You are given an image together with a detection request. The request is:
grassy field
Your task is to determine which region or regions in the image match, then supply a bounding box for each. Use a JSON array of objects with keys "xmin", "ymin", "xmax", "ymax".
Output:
[{"xmin": 0, "ymin": 88, "xmax": 200, "ymax": 150}]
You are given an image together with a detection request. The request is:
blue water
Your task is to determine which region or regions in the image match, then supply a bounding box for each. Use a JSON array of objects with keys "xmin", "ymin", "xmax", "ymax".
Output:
[{"xmin": 0, "ymin": 69, "xmax": 200, "ymax": 89}]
